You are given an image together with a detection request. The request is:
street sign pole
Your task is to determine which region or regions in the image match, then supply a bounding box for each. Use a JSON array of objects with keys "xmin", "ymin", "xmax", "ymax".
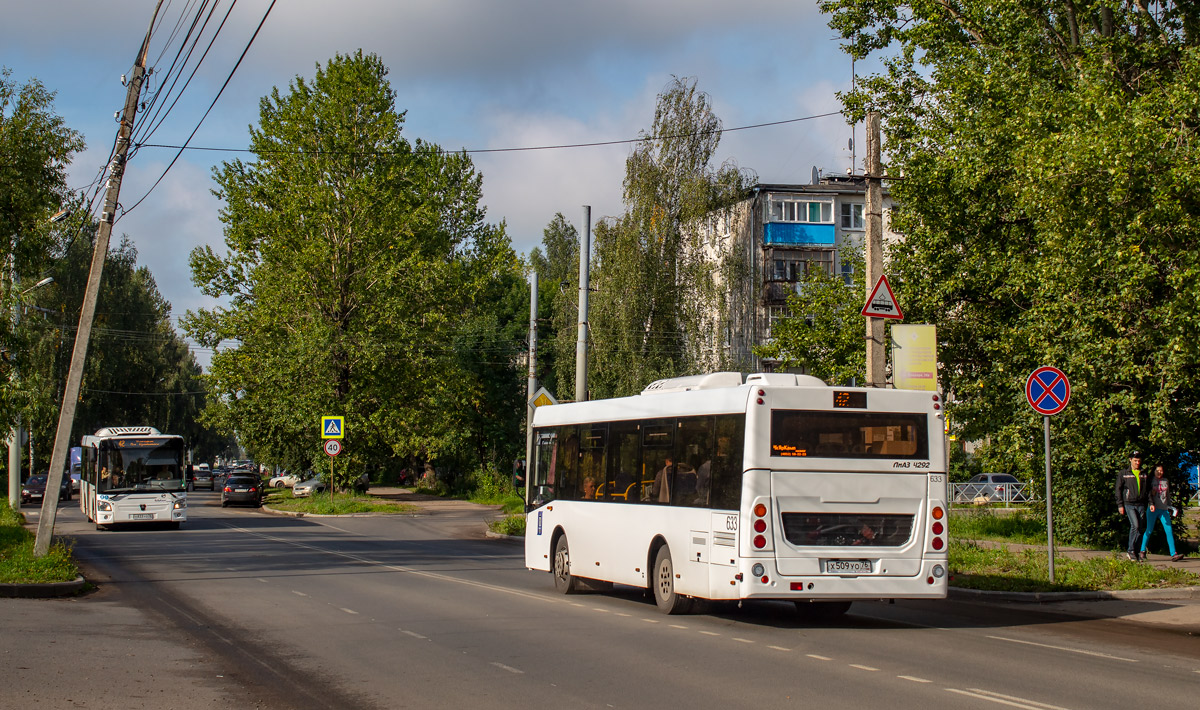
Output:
[
  {"xmin": 1026, "ymin": 366, "xmax": 1070, "ymax": 585},
  {"xmin": 1043, "ymin": 416, "xmax": 1055, "ymax": 583}
]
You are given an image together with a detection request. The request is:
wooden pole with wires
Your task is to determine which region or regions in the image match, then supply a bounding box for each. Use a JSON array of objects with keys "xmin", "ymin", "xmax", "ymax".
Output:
[
  {"xmin": 864, "ymin": 111, "xmax": 886, "ymax": 387},
  {"xmin": 35, "ymin": 1, "xmax": 165, "ymax": 556}
]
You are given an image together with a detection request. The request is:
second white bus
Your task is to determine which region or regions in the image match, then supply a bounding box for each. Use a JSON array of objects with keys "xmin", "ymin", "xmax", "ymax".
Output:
[
  {"xmin": 525, "ymin": 372, "xmax": 948, "ymax": 615},
  {"xmin": 79, "ymin": 427, "xmax": 188, "ymax": 529}
]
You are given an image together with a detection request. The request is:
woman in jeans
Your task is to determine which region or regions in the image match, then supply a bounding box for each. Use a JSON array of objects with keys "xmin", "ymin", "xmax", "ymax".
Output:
[{"xmin": 1141, "ymin": 464, "xmax": 1186, "ymax": 562}]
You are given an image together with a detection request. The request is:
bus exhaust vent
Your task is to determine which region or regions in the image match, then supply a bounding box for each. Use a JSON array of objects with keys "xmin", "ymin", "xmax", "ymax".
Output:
[
  {"xmin": 641, "ymin": 372, "xmax": 744, "ymax": 394},
  {"xmin": 94, "ymin": 426, "xmax": 161, "ymax": 437}
]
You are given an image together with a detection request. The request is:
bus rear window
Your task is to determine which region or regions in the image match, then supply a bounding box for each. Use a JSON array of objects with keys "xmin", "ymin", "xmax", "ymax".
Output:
[{"xmin": 770, "ymin": 410, "xmax": 928, "ymax": 459}]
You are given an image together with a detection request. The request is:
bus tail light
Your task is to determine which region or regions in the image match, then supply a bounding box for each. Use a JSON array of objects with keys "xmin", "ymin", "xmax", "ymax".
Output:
[
  {"xmin": 750, "ymin": 498, "xmax": 773, "ymax": 552},
  {"xmin": 929, "ymin": 505, "xmax": 945, "ymax": 553}
]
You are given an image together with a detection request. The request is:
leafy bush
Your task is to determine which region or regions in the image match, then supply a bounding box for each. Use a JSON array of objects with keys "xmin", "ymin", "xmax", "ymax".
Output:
[{"xmin": 488, "ymin": 515, "xmax": 526, "ymax": 536}]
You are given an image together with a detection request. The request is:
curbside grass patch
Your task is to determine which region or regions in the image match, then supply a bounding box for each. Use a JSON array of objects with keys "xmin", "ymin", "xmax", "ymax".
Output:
[
  {"xmin": 265, "ymin": 490, "xmax": 417, "ymax": 515},
  {"xmin": 0, "ymin": 503, "xmax": 79, "ymax": 584},
  {"xmin": 950, "ymin": 541, "xmax": 1199, "ymax": 593}
]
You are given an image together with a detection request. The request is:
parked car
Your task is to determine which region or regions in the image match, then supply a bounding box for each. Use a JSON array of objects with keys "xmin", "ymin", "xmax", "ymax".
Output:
[
  {"xmin": 193, "ymin": 465, "xmax": 215, "ymax": 491},
  {"xmin": 70, "ymin": 471, "xmax": 81, "ymax": 493},
  {"xmin": 268, "ymin": 472, "xmax": 299, "ymax": 488},
  {"xmin": 292, "ymin": 476, "xmax": 327, "ymax": 498},
  {"xmin": 221, "ymin": 475, "xmax": 263, "ymax": 508},
  {"xmin": 956, "ymin": 473, "xmax": 1028, "ymax": 504},
  {"xmin": 21, "ymin": 474, "xmax": 71, "ymax": 504}
]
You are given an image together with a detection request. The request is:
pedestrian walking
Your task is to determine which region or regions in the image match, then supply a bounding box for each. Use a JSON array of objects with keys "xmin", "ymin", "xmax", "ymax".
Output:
[
  {"xmin": 1115, "ymin": 451, "xmax": 1149, "ymax": 561},
  {"xmin": 1141, "ymin": 464, "xmax": 1186, "ymax": 562}
]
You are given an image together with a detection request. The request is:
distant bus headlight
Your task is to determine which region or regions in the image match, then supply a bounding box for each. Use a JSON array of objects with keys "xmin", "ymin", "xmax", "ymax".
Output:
[
  {"xmin": 98, "ymin": 501, "xmax": 112, "ymax": 512},
  {"xmin": 174, "ymin": 500, "xmax": 186, "ymax": 509}
]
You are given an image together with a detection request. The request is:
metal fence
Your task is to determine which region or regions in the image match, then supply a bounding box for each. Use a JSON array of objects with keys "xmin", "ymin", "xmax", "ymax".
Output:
[{"xmin": 950, "ymin": 482, "xmax": 1036, "ymax": 507}]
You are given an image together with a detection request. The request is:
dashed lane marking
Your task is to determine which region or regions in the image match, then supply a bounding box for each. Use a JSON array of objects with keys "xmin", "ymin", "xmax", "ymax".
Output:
[
  {"xmin": 898, "ymin": 676, "xmax": 932, "ymax": 683},
  {"xmin": 946, "ymin": 688, "xmax": 1071, "ymax": 710},
  {"xmin": 641, "ymin": 618, "xmax": 660, "ymax": 624},
  {"xmin": 256, "ymin": 578, "xmax": 269, "ymax": 583},
  {"xmin": 807, "ymin": 654, "xmax": 832, "ymax": 661},
  {"xmin": 850, "ymin": 664, "xmax": 878, "ymax": 671},
  {"xmin": 769, "ymin": 646, "xmax": 790, "ymax": 652},
  {"xmin": 986, "ymin": 635, "xmax": 1137, "ymax": 663},
  {"xmin": 341, "ymin": 608, "xmax": 358, "ymax": 615},
  {"xmin": 699, "ymin": 631, "xmax": 720, "ymax": 636},
  {"xmin": 291, "ymin": 590, "xmax": 307, "ymax": 597},
  {"xmin": 732, "ymin": 638, "xmax": 754, "ymax": 644},
  {"xmin": 491, "ymin": 662, "xmax": 524, "ymax": 674},
  {"xmin": 401, "ymin": 630, "xmax": 427, "ymax": 640},
  {"xmin": 669, "ymin": 624, "xmax": 688, "ymax": 629}
]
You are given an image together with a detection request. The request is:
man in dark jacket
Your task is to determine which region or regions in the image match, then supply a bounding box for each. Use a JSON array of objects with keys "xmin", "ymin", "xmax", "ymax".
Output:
[{"xmin": 1115, "ymin": 451, "xmax": 1149, "ymax": 561}]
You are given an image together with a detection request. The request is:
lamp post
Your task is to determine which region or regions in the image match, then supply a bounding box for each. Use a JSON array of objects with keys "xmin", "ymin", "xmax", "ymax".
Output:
[{"xmin": 7, "ymin": 275, "xmax": 55, "ymax": 509}]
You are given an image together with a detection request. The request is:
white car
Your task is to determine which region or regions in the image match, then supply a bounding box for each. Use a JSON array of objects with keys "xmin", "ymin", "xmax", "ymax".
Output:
[
  {"xmin": 292, "ymin": 476, "xmax": 326, "ymax": 498},
  {"xmin": 268, "ymin": 472, "xmax": 299, "ymax": 488}
]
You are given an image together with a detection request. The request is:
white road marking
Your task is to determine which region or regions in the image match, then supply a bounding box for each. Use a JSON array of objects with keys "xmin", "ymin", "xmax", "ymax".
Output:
[
  {"xmin": 256, "ymin": 578, "xmax": 269, "ymax": 583},
  {"xmin": 986, "ymin": 635, "xmax": 1137, "ymax": 663},
  {"xmin": 898, "ymin": 675, "xmax": 932, "ymax": 683},
  {"xmin": 850, "ymin": 664, "xmax": 878, "ymax": 671},
  {"xmin": 669, "ymin": 624, "xmax": 688, "ymax": 629},
  {"xmin": 732, "ymin": 638, "xmax": 754, "ymax": 644},
  {"xmin": 401, "ymin": 630, "xmax": 427, "ymax": 640},
  {"xmin": 341, "ymin": 608, "xmax": 358, "ymax": 615},
  {"xmin": 769, "ymin": 646, "xmax": 790, "ymax": 652},
  {"xmin": 807, "ymin": 654, "xmax": 832, "ymax": 661},
  {"xmin": 947, "ymin": 688, "xmax": 1071, "ymax": 710},
  {"xmin": 291, "ymin": 590, "xmax": 307, "ymax": 597},
  {"xmin": 699, "ymin": 631, "xmax": 720, "ymax": 636},
  {"xmin": 641, "ymin": 618, "xmax": 660, "ymax": 624},
  {"xmin": 615, "ymin": 613, "xmax": 631, "ymax": 617},
  {"xmin": 491, "ymin": 662, "xmax": 524, "ymax": 674},
  {"xmin": 594, "ymin": 608, "xmax": 610, "ymax": 613}
]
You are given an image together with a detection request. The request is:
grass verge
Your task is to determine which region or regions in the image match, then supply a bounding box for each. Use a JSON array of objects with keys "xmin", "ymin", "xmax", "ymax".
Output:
[
  {"xmin": 949, "ymin": 509, "xmax": 1054, "ymax": 545},
  {"xmin": 949, "ymin": 540, "xmax": 1199, "ymax": 592},
  {"xmin": 0, "ymin": 503, "xmax": 79, "ymax": 584},
  {"xmin": 265, "ymin": 490, "xmax": 417, "ymax": 515},
  {"xmin": 487, "ymin": 514, "xmax": 526, "ymax": 537}
]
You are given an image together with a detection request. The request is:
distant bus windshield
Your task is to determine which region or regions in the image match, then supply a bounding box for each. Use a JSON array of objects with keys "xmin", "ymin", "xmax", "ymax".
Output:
[
  {"xmin": 770, "ymin": 410, "xmax": 928, "ymax": 459},
  {"xmin": 101, "ymin": 439, "xmax": 186, "ymax": 492}
]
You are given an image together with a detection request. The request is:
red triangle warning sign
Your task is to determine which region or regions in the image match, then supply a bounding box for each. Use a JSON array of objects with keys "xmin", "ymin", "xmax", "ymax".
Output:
[{"xmin": 862, "ymin": 275, "xmax": 903, "ymax": 320}]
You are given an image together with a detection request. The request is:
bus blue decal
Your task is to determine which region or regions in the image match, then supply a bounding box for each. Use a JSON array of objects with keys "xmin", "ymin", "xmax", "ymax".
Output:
[{"xmin": 537, "ymin": 510, "xmax": 543, "ymax": 535}]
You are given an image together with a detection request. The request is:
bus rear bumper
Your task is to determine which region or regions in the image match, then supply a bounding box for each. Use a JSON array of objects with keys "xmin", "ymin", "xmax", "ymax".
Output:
[{"xmin": 733, "ymin": 559, "xmax": 949, "ymax": 601}]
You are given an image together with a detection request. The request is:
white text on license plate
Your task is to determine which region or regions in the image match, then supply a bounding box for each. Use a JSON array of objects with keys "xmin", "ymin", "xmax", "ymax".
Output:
[
  {"xmin": 825, "ymin": 559, "xmax": 871, "ymax": 574},
  {"xmin": 130, "ymin": 513, "xmax": 154, "ymax": 520}
]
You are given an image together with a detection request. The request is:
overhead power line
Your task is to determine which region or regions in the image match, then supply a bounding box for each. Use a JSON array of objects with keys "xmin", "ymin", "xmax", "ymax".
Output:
[{"xmin": 134, "ymin": 111, "xmax": 845, "ymax": 157}]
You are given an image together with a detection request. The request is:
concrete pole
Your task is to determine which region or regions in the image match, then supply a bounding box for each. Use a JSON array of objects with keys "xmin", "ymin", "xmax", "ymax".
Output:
[
  {"xmin": 525, "ymin": 271, "xmax": 538, "ymax": 495},
  {"xmin": 575, "ymin": 206, "xmax": 591, "ymax": 402},
  {"xmin": 35, "ymin": 0, "xmax": 164, "ymax": 556},
  {"xmin": 864, "ymin": 111, "xmax": 886, "ymax": 387},
  {"xmin": 7, "ymin": 262, "xmax": 21, "ymax": 509}
]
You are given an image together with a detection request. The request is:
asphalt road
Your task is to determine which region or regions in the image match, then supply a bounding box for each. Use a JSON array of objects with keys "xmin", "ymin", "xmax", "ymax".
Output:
[{"xmin": 3, "ymin": 493, "xmax": 1198, "ymax": 709}]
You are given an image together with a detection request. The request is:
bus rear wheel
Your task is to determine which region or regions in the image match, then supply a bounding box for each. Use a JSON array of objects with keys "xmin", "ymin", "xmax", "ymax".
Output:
[
  {"xmin": 652, "ymin": 546, "xmax": 692, "ymax": 614},
  {"xmin": 553, "ymin": 535, "xmax": 578, "ymax": 594}
]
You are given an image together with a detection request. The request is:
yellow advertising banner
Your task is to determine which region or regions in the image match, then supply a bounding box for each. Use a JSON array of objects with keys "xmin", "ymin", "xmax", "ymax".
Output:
[{"xmin": 891, "ymin": 324, "xmax": 938, "ymax": 391}]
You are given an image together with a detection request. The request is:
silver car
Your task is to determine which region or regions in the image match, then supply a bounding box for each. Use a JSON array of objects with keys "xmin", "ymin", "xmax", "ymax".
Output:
[
  {"xmin": 956, "ymin": 473, "xmax": 1028, "ymax": 504},
  {"xmin": 292, "ymin": 476, "xmax": 326, "ymax": 498}
]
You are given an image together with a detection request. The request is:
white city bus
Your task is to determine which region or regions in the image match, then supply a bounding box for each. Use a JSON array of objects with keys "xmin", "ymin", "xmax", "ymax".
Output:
[
  {"xmin": 525, "ymin": 372, "xmax": 948, "ymax": 615},
  {"xmin": 79, "ymin": 427, "xmax": 188, "ymax": 529}
]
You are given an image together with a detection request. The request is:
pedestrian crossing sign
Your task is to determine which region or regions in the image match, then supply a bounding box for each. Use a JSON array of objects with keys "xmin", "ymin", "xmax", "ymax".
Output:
[{"xmin": 321, "ymin": 416, "xmax": 344, "ymax": 439}]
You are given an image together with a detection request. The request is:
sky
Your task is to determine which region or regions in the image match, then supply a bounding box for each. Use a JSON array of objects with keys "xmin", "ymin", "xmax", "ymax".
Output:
[{"xmin": 3, "ymin": 1, "xmax": 873, "ymax": 368}]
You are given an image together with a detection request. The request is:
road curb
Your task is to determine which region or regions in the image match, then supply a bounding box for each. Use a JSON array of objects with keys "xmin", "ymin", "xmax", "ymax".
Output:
[
  {"xmin": 485, "ymin": 531, "xmax": 524, "ymax": 543},
  {"xmin": 0, "ymin": 574, "xmax": 88, "ymax": 599},
  {"xmin": 949, "ymin": 585, "xmax": 1200, "ymax": 602},
  {"xmin": 259, "ymin": 505, "xmax": 426, "ymax": 518}
]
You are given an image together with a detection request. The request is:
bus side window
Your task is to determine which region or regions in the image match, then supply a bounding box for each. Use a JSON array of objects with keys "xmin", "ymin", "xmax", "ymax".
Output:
[
  {"xmin": 608, "ymin": 421, "xmax": 640, "ymax": 503},
  {"xmin": 675, "ymin": 417, "xmax": 713, "ymax": 507},
  {"xmin": 709, "ymin": 414, "xmax": 746, "ymax": 511},
  {"xmin": 532, "ymin": 430, "xmax": 558, "ymax": 505},
  {"xmin": 641, "ymin": 419, "xmax": 675, "ymax": 505},
  {"xmin": 557, "ymin": 427, "xmax": 580, "ymax": 501},
  {"xmin": 579, "ymin": 424, "xmax": 607, "ymax": 501}
]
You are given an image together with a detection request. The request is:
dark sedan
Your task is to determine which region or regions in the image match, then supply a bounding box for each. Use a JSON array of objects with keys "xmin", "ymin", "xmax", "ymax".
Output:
[
  {"xmin": 221, "ymin": 475, "xmax": 263, "ymax": 508},
  {"xmin": 21, "ymin": 474, "xmax": 71, "ymax": 504}
]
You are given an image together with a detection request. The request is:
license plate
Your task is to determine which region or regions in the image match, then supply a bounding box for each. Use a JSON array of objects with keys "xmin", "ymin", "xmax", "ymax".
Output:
[
  {"xmin": 130, "ymin": 513, "xmax": 154, "ymax": 520},
  {"xmin": 825, "ymin": 559, "xmax": 871, "ymax": 574}
]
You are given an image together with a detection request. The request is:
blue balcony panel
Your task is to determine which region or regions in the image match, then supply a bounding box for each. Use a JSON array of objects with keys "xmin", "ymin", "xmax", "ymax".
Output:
[{"xmin": 764, "ymin": 223, "xmax": 836, "ymax": 246}]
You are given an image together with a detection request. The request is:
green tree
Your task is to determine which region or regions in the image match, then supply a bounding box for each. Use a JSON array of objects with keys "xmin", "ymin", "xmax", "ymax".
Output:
[
  {"xmin": 185, "ymin": 52, "xmax": 520, "ymax": 485},
  {"xmin": 821, "ymin": 1, "xmax": 1200, "ymax": 544},
  {"xmin": 0, "ymin": 69, "xmax": 83, "ymax": 434},
  {"xmin": 528, "ymin": 212, "xmax": 578, "ymax": 399},
  {"xmin": 753, "ymin": 247, "xmax": 866, "ymax": 385},
  {"xmin": 569, "ymin": 77, "xmax": 753, "ymax": 399}
]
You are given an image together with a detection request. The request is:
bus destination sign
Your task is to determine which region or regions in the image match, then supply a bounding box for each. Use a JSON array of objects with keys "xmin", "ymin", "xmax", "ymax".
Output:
[{"xmin": 833, "ymin": 391, "xmax": 867, "ymax": 409}]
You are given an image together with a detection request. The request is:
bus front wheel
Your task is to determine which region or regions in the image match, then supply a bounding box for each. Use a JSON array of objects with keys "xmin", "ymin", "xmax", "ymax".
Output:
[
  {"xmin": 553, "ymin": 535, "xmax": 578, "ymax": 594},
  {"xmin": 652, "ymin": 546, "xmax": 692, "ymax": 614}
]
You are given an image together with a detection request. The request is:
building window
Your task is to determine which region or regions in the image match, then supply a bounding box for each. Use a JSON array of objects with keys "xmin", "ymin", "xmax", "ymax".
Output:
[
  {"xmin": 769, "ymin": 197, "xmax": 833, "ymax": 224},
  {"xmin": 770, "ymin": 249, "xmax": 835, "ymax": 282},
  {"xmin": 840, "ymin": 203, "xmax": 864, "ymax": 230},
  {"xmin": 840, "ymin": 259, "xmax": 854, "ymax": 287},
  {"xmin": 766, "ymin": 305, "xmax": 789, "ymax": 337}
]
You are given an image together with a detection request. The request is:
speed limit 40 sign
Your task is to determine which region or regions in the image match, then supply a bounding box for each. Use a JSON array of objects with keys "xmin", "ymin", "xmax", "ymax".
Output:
[{"xmin": 323, "ymin": 439, "xmax": 342, "ymax": 457}]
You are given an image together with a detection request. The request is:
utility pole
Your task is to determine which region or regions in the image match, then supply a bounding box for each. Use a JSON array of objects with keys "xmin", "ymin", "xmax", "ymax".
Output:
[
  {"xmin": 7, "ymin": 264, "xmax": 22, "ymax": 510},
  {"xmin": 35, "ymin": 1, "xmax": 164, "ymax": 556},
  {"xmin": 864, "ymin": 111, "xmax": 886, "ymax": 387},
  {"xmin": 575, "ymin": 205, "xmax": 591, "ymax": 403},
  {"xmin": 525, "ymin": 271, "xmax": 538, "ymax": 486}
]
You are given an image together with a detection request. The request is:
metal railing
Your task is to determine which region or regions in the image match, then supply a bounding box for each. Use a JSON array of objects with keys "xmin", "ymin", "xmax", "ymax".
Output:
[{"xmin": 950, "ymin": 482, "xmax": 1036, "ymax": 507}]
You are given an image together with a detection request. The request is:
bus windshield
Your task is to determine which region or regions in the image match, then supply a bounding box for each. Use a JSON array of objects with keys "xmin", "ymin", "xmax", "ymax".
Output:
[{"xmin": 100, "ymin": 439, "xmax": 186, "ymax": 493}]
